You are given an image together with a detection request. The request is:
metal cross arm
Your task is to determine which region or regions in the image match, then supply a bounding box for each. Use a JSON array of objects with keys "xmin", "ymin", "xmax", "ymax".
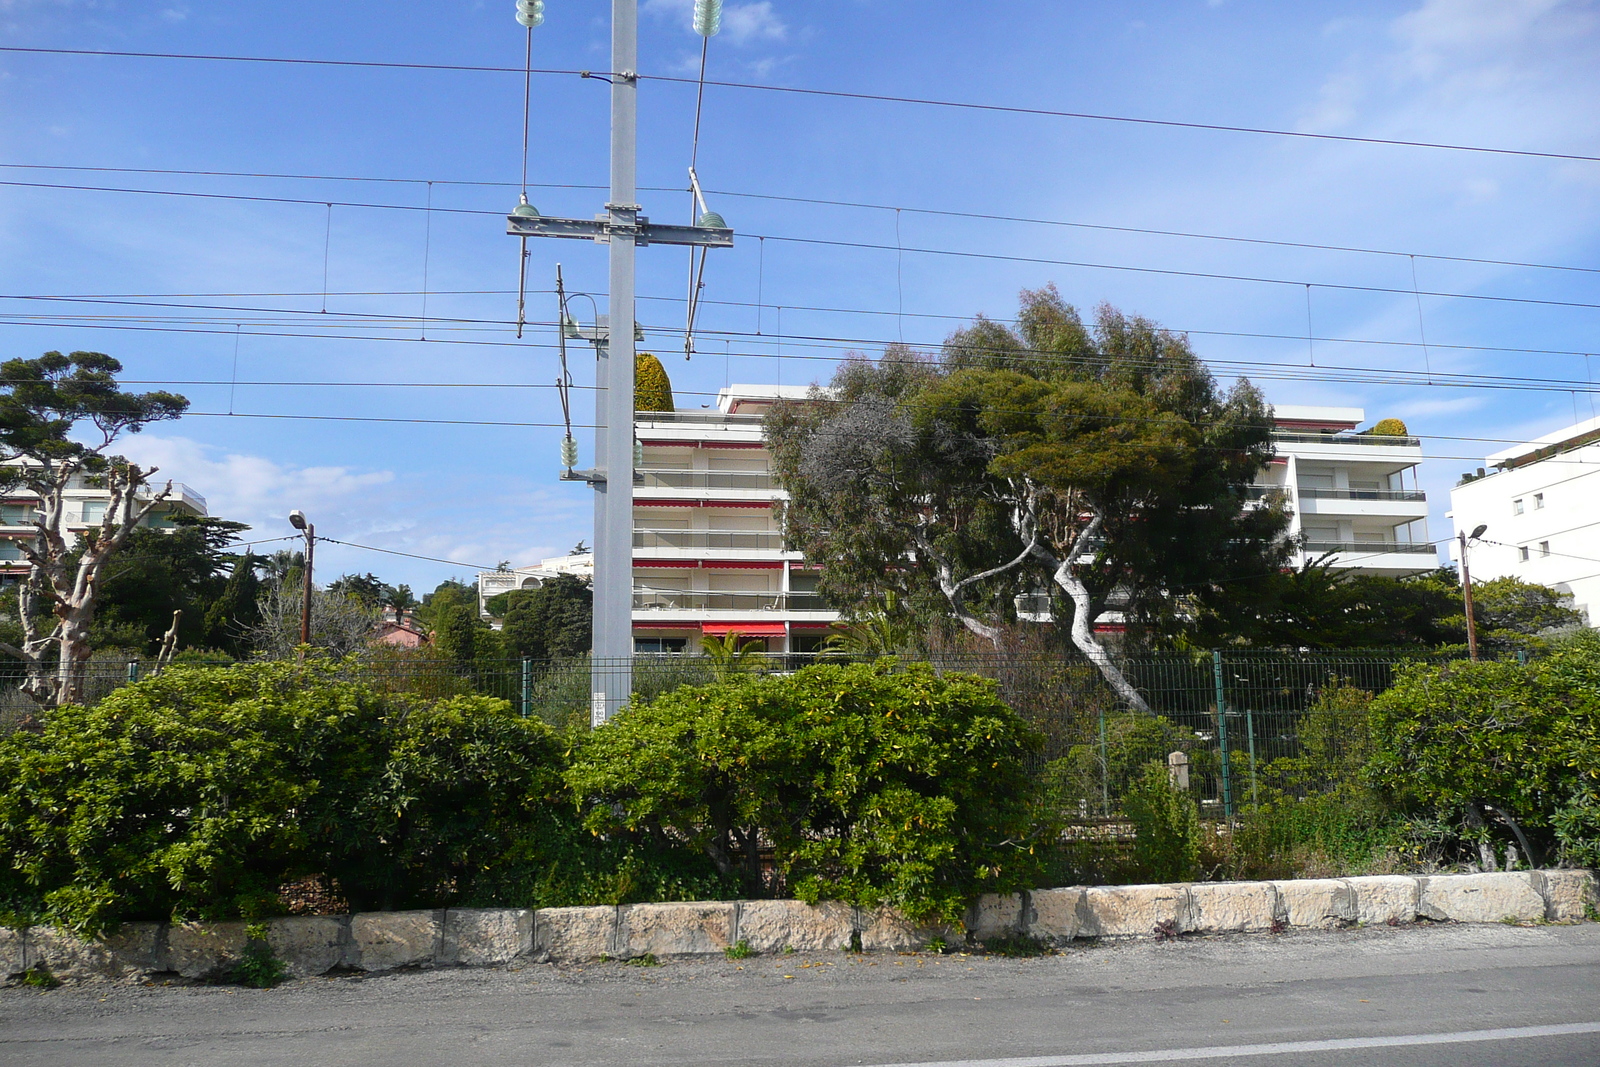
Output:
[{"xmin": 507, "ymin": 212, "xmax": 733, "ymax": 248}]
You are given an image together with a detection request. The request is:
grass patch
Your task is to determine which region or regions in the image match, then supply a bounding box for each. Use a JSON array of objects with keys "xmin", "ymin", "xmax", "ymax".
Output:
[
  {"xmin": 724, "ymin": 939, "xmax": 752, "ymax": 960},
  {"xmin": 626, "ymin": 953, "xmax": 660, "ymax": 967}
]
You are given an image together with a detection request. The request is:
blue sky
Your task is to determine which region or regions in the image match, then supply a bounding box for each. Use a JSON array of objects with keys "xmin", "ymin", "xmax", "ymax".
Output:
[{"xmin": 1, "ymin": 0, "xmax": 1597, "ymax": 589}]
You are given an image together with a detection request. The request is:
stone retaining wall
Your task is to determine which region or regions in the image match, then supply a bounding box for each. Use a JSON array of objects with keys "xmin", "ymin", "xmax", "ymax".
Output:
[{"xmin": 3, "ymin": 870, "xmax": 1592, "ymax": 983}]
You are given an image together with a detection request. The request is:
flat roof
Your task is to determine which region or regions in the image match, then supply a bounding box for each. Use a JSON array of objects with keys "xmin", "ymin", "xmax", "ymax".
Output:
[
  {"xmin": 1272, "ymin": 404, "xmax": 1365, "ymax": 426},
  {"xmin": 716, "ymin": 383, "xmax": 815, "ymax": 413},
  {"xmin": 1486, "ymin": 414, "xmax": 1600, "ymax": 467}
]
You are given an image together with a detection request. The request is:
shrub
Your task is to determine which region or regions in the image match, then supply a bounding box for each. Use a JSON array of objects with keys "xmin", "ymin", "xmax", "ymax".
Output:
[
  {"xmin": 1122, "ymin": 762, "xmax": 1200, "ymax": 882},
  {"xmin": 0, "ymin": 660, "xmax": 584, "ymax": 932},
  {"xmin": 1041, "ymin": 712, "xmax": 1215, "ymax": 819},
  {"xmin": 1368, "ymin": 632, "xmax": 1600, "ymax": 866},
  {"xmin": 635, "ymin": 353, "xmax": 674, "ymax": 412},
  {"xmin": 566, "ymin": 660, "xmax": 1047, "ymax": 926}
]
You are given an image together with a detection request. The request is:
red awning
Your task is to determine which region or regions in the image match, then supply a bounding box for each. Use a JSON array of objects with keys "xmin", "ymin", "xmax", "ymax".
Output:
[{"xmin": 701, "ymin": 622, "xmax": 786, "ymax": 637}]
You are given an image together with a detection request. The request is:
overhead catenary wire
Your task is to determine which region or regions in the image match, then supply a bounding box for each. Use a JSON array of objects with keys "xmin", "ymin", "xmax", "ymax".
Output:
[
  {"xmin": 7, "ymin": 163, "xmax": 1600, "ymax": 279},
  {"xmin": 6, "ymin": 46, "xmax": 1599, "ymax": 164}
]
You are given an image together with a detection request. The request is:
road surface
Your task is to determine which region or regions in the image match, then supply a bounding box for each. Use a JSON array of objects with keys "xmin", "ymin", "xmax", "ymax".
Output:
[{"xmin": 3, "ymin": 921, "xmax": 1597, "ymax": 1066}]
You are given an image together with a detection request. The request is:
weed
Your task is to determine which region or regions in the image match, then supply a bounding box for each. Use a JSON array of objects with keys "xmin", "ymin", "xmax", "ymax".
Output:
[
  {"xmin": 724, "ymin": 939, "xmax": 752, "ymax": 960},
  {"xmin": 846, "ymin": 931, "xmax": 863, "ymax": 954},
  {"xmin": 782, "ymin": 945, "xmax": 796, "ymax": 955},
  {"xmin": 223, "ymin": 923, "xmax": 286, "ymax": 989},
  {"xmin": 626, "ymin": 953, "xmax": 660, "ymax": 967},
  {"xmin": 981, "ymin": 934, "xmax": 1053, "ymax": 958},
  {"xmin": 19, "ymin": 964, "xmax": 58, "ymax": 989},
  {"xmin": 926, "ymin": 936, "xmax": 948, "ymax": 954},
  {"xmin": 1153, "ymin": 918, "xmax": 1179, "ymax": 940}
]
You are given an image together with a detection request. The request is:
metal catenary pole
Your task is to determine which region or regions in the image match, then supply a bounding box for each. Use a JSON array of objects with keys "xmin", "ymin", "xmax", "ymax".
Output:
[
  {"xmin": 590, "ymin": 0, "xmax": 639, "ymax": 726},
  {"xmin": 506, "ymin": 0, "xmax": 731, "ymax": 727}
]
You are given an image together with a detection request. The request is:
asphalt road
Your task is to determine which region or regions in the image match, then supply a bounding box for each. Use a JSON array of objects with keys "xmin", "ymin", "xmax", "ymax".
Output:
[{"xmin": 2, "ymin": 922, "xmax": 1597, "ymax": 1067}]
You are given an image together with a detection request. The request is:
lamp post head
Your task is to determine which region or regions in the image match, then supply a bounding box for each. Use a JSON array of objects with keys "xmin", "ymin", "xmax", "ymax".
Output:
[
  {"xmin": 1470, "ymin": 523, "xmax": 1488, "ymax": 540},
  {"xmin": 289, "ymin": 510, "xmax": 308, "ymax": 532}
]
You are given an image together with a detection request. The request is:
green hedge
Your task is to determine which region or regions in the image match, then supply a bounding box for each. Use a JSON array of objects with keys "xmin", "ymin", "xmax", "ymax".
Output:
[
  {"xmin": 1369, "ymin": 632, "xmax": 1600, "ymax": 867},
  {"xmin": 566, "ymin": 660, "xmax": 1047, "ymax": 925}
]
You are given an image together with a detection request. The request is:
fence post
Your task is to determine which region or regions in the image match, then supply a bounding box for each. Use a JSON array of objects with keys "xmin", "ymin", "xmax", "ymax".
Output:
[
  {"xmin": 1245, "ymin": 704, "xmax": 1259, "ymax": 811},
  {"xmin": 126, "ymin": 661, "xmax": 139, "ymax": 683},
  {"xmin": 521, "ymin": 658, "xmax": 532, "ymax": 719},
  {"xmin": 1098, "ymin": 706, "xmax": 1110, "ymax": 816},
  {"xmin": 1212, "ymin": 650, "xmax": 1233, "ymax": 820}
]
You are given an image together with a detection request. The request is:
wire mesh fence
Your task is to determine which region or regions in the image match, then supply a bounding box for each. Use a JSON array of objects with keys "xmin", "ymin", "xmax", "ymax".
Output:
[{"xmin": 0, "ymin": 647, "xmax": 1481, "ymax": 825}]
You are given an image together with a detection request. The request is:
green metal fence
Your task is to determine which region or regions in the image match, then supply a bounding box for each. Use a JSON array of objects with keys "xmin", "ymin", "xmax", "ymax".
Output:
[{"xmin": 0, "ymin": 648, "xmax": 1474, "ymax": 822}]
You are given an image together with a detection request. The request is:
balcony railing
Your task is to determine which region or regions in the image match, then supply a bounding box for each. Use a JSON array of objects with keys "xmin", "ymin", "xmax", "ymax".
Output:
[
  {"xmin": 634, "ymin": 410, "xmax": 765, "ymax": 425},
  {"xmin": 1302, "ymin": 540, "xmax": 1437, "ymax": 555},
  {"xmin": 634, "ymin": 529, "xmax": 785, "ymax": 551},
  {"xmin": 633, "ymin": 590, "xmax": 831, "ymax": 611},
  {"xmin": 1273, "ymin": 432, "xmax": 1421, "ymax": 448},
  {"xmin": 1299, "ymin": 487, "xmax": 1426, "ymax": 502},
  {"xmin": 637, "ymin": 468, "xmax": 774, "ymax": 490}
]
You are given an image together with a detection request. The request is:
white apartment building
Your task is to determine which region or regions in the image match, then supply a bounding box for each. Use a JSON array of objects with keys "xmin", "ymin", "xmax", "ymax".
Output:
[
  {"xmin": 630, "ymin": 384, "xmax": 837, "ymax": 653},
  {"xmin": 0, "ymin": 469, "xmax": 209, "ymax": 576},
  {"xmin": 1448, "ymin": 414, "xmax": 1600, "ymax": 624},
  {"xmin": 483, "ymin": 395, "xmax": 1437, "ymax": 648},
  {"xmin": 1257, "ymin": 405, "xmax": 1435, "ymax": 576}
]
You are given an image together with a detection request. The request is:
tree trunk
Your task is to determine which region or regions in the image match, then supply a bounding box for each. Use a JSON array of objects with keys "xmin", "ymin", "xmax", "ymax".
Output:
[{"xmin": 1038, "ymin": 512, "xmax": 1152, "ymax": 714}]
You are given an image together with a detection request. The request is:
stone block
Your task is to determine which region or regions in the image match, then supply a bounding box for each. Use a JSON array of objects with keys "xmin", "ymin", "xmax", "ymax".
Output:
[
  {"xmin": 619, "ymin": 902, "xmax": 735, "ymax": 957},
  {"xmin": 1418, "ymin": 873, "xmax": 1545, "ymax": 923},
  {"xmin": 735, "ymin": 899, "xmax": 853, "ymax": 954},
  {"xmin": 1532, "ymin": 869, "xmax": 1598, "ymax": 922},
  {"xmin": 1273, "ymin": 879, "xmax": 1356, "ymax": 929},
  {"xmin": 168, "ymin": 921, "xmax": 248, "ymax": 979},
  {"xmin": 859, "ymin": 906, "xmax": 957, "ymax": 952},
  {"xmin": 15, "ymin": 924, "xmax": 165, "ymax": 981},
  {"xmin": 967, "ymin": 894, "xmax": 1025, "ymax": 940},
  {"xmin": 532, "ymin": 906, "xmax": 617, "ymax": 961},
  {"xmin": 1027, "ymin": 887, "xmax": 1085, "ymax": 942},
  {"xmin": 1347, "ymin": 875, "xmax": 1418, "ymax": 925},
  {"xmin": 1079, "ymin": 884, "xmax": 1189, "ymax": 938},
  {"xmin": 442, "ymin": 909, "xmax": 532, "ymax": 966},
  {"xmin": 350, "ymin": 911, "xmax": 441, "ymax": 972},
  {"xmin": 267, "ymin": 917, "xmax": 346, "ymax": 977},
  {"xmin": 1185, "ymin": 881, "xmax": 1278, "ymax": 934}
]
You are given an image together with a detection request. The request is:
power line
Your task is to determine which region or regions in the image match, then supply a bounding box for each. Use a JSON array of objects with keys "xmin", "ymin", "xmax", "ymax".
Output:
[
  {"xmin": 11, "ymin": 287, "xmax": 1600, "ymax": 365},
  {"xmin": 316, "ymin": 535, "xmax": 508, "ymax": 574},
  {"xmin": 643, "ymin": 73, "xmax": 1600, "ymax": 165},
  {"xmin": 9, "ymin": 173, "xmax": 1600, "ymax": 314},
  {"xmin": 5, "ymin": 46, "xmax": 1595, "ymax": 164},
  {"xmin": 745, "ymin": 232, "xmax": 1600, "ymax": 313},
  {"xmin": 9, "ymin": 162, "xmax": 1599, "ymax": 278}
]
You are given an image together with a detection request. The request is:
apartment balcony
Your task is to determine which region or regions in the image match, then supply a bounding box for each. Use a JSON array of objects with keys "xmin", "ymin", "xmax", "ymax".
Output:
[
  {"xmin": 1272, "ymin": 432, "xmax": 1421, "ymax": 449},
  {"xmin": 633, "ymin": 529, "xmax": 788, "ymax": 554},
  {"xmin": 632, "ymin": 589, "xmax": 838, "ymax": 625},
  {"xmin": 636, "ymin": 411, "xmax": 765, "ymax": 426},
  {"xmin": 1296, "ymin": 487, "xmax": 1428, "ymax": 520},
  {"xmin": 1297, "ymin": 539, "xmax": 1439, "ymax": 576},
  {"xmin": 634, "ymin": 468, "xmax": 784, "ymax": 503}
]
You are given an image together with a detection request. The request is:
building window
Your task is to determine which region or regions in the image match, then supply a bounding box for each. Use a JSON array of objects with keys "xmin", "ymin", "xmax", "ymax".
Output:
[
  {"xmin": 634, "ymin": 637, "xmax": 687, "ymax": 654},
  {"xmin": 1513, "ymin": 498, "xmax": 1524, "ymax": 515},
  {"xmin": 80, "ymin": 500, "xmax": 107, "ymax": 524},
  {"xmin": 0, "ymin": 539, "xmax": 22, "ymax": 561},
  {"xmin": 1534, "ymin": 493, "xmax": 1545, "ymax": 509},
  {"xmin": 1540, "ymin": 541, "xmax": 1551, "ymax": 557},
  {"xmin": 1520, "ymin": 546, "xmax": 1531, "ymax": 562}
]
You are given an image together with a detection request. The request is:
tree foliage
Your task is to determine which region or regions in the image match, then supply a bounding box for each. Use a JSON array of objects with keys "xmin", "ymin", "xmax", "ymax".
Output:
[
  {"xmin": 1368, "ymin": 631, "xmax": 1600, "ymax": 867},
  {"xmin": 1193, "ymin": 564, "xmax": 1582, "ymax": 653},
  {"xmin": 493, "ymin": 575, "xmax": 593, "ymax": 660},
  {"xmin": 635, "ymin": 352, "xmax": 674, "ymax": 413},
  {"xmin": 566, "ymin": 661, "xmax": 1047, "ymax": 924},
  {"xmin": 0, "ymin": 660, "xmax": 575, "ymax": 932},
  {"xmin": 767, "ymin": 288, "xmax": 1288, "ymax": 707},
  {"xmin": 88, "ymin": 516, "xmax": 253, "ymax": 657}
]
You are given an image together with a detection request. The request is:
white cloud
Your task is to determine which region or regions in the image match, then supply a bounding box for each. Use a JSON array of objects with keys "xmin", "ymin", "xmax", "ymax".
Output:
[{"xmin": 110, "ymin": 434, "xmax": 394, "ymax": 542}]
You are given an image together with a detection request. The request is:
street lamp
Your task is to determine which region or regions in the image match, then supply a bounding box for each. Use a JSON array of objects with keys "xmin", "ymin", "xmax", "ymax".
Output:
[
  {"xmin": 288, "ymin": 510, "xmax": 315, "ymax": 647},
  {"xmin": 1460, "ymin": 522, "xmax": 1488, "ymax": 662}
]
